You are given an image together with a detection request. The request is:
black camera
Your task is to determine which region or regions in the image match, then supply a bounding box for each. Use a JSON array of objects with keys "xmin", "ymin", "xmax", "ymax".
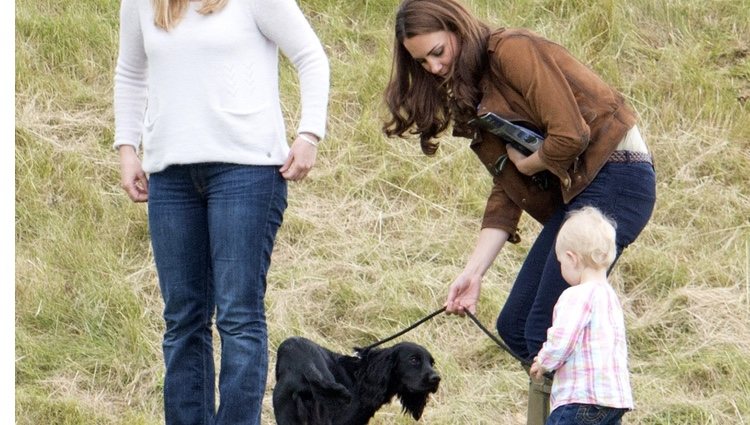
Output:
[
  {"xmin": 472, "ymin": 112, "xmax": 544, "ymax": 156},
  {"xmin": 472, "ymin": 112, "xmax": 552, "ymax": 190}
]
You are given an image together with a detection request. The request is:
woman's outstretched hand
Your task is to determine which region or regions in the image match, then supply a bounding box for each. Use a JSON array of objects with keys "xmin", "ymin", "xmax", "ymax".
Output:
[
  {"xmin": 444, "ymin": 227, "xmax": 510, "ymax": 316},
  {"xmin": 445, "ymin": 272, "xmax": 482, "ymax": 315}
]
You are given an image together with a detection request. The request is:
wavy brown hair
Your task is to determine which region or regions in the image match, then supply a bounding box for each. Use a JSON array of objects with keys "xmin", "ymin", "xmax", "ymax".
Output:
[
  {"xmin": 383, "ymin": 0, "xmax": 490, "ymax": 155},
  {"xmin": 152, "ymin": 0, "xmax": 228, "ymax": 30}
]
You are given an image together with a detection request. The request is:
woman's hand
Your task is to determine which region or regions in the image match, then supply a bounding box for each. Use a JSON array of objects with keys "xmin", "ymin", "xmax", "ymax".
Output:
[
  {"xmin": 445, "ymin": 271, "xmax": 482, "ymax": 315},
  {"xmin": 506, "ymin": 146, "xmax": 546, "ymax": 176},
  {"xmin": 119, "ymin": 145, "xmax": 148, "ymax": 202},
  {"xmin": 280, "ymin": 133, "xmax": 318, "ymax": 181},
  {"xmin": 444, "ymin": 227, "xmax": 510, "ymax": 315}
]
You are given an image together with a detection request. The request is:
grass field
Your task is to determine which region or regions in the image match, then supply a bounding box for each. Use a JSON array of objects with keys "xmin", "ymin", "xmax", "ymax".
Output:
[{"xmin": 15, "ymin": 0, "xmax": 750, "ymax": 423}]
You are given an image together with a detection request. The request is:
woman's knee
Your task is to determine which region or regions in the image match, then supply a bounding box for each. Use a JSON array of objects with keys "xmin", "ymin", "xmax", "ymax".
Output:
[{"xmin": 496, "ymin": 309, "xmax": 529, "ymax": 357}]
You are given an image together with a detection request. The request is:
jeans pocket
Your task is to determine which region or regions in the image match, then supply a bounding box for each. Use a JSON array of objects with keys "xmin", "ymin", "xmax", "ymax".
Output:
[{"xmin": 575, "ymin": 405, "xmax": 608, "ymax": 424}]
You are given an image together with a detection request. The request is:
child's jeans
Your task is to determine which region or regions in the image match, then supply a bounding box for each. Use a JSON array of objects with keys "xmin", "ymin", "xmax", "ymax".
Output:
[{"xmin": 546, "ymin": 403, "xmax": 627, "ymax": 425}]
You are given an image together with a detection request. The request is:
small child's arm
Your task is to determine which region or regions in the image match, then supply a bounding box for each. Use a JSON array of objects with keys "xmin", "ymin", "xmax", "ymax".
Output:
[
  {"xmin": 529, "ymin": 356, "xmax": 547, "ymax": 380},
  {"xmin": 536, "ymin": 289, "xmax": 593, "ymax": 372}
]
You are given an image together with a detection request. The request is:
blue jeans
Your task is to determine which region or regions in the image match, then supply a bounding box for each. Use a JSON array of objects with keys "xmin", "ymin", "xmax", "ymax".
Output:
[
  {"xmin": 547, "ymin": 404, "xmax": 627, "ymax": 425},
  {"xmin": 148, "ymin": 163, "xmax": 287, "ymax": 425},
  {"xmin": 497, "ymin": 161, "xmax": 656, "ymax": 360}
]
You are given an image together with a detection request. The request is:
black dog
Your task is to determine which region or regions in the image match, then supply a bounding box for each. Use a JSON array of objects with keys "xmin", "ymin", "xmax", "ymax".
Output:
[{"xmin": 272, "ymin": 336, "xmax": 440, "ymax": 425}]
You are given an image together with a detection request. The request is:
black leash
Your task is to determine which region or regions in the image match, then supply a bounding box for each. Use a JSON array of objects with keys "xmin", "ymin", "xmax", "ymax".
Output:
[
  {"xmin": 464, "ymin": 311, "xmax": 555, "ymax": 379},
  {"xmin": 358, "ymin": 306, "xmax": 447, "ymax": 352},
  {"xmin": 360, "ymin": 306, "xmax": 525, "ymax": 364},
  {"xmin": 360, "ymin": 306, "xmax": 552, "ymax": 379},
  {"xmin": 464, "ymin": 310, "xmax": 531, "ymax": 368},
  {"xmin": 465, "ymin": 311, "xmax": 554, "ymax": 379}
]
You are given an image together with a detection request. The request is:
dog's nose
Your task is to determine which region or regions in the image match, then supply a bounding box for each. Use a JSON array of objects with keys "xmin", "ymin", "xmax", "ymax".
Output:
[{"xmin": 428, "ymin": 373, "xmax": 441, "ymax": 385}]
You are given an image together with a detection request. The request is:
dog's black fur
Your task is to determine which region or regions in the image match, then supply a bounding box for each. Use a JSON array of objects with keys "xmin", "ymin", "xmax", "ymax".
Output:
[{"xmin": 272, "ymin": 336, "xmax": 440, "ymax": 425}]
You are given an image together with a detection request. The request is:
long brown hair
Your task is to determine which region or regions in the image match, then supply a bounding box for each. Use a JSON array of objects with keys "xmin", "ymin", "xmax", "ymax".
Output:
[
  {"xmin": 152, "ymin": 0, "xmax": 228, "ymax": 30},
  {"xmin": 383, "ymin": 0, "xmax": 490, "ymax": 155}
]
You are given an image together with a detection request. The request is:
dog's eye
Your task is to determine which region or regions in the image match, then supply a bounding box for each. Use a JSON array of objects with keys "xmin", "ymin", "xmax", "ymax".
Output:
[{"xmin": 409, "ymin": 355, "xmax": 421, "ymax": 366}]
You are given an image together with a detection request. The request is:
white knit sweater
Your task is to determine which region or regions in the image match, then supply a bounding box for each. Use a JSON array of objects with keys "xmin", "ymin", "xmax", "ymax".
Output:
[{"xmin": 114, "ymin": 0, "xmax": 329, "ymax": 173}]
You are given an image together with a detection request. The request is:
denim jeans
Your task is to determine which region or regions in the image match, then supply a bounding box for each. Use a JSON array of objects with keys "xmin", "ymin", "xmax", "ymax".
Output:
[
  {"xmin": 497, "ymin": 161, "xmax": 656, "ymax": 360},
  {"xmin": 148, "ymin": 163, "xmax": 287, "ymax": 425},
  {"xmin": 547, "ymin": 403, "xmax": 627, "ymax": 425}
]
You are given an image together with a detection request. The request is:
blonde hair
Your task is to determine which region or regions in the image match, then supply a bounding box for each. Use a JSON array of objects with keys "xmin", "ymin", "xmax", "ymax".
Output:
[
  {"xmin": 152, "ymin": 0, "xmax": 228, "ymax": 30},
  {"xmin": 556, "ymin": 206, "xmax": 617, "ymax": 270}
]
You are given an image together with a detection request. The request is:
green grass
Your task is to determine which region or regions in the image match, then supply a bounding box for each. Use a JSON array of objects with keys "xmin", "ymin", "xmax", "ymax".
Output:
[{"xmin": 15, "ymin": 0, "xmax": 750, "ymax": 423}]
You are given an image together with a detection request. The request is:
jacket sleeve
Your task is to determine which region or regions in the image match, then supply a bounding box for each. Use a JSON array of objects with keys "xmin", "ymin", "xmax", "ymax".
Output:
[
  {"xmin": 490, "ymin": 34, "xmax": 590, "ymax": 188},
  {"xmin": 481, "ymin": 178, "xmax": 522, "ymax": 244}
]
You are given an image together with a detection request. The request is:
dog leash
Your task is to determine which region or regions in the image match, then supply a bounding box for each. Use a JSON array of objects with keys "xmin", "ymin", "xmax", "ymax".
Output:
[
  {"xmin": 464, "ymin": 310, "xmax": 555, "ymax": 379},
  {"xmin": 358, "ymin": 306, "xmax": 523, "ymax": 363},
  {"xmin": 358, "ymin": 307, "xmax": 447, "ymax": 352},
  {"xmin": 463, "ymin": 310, "xmax": 531, "ymax": 367},
  {"xmin": 360, "ymin": 306, "xmax": 552, "ymax": 379}
]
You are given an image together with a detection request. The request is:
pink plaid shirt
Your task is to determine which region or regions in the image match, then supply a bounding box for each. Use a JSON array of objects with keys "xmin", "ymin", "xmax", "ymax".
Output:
[{"xmin": 536, "ymin": 279, "xmax": 634, "ymax": 412}]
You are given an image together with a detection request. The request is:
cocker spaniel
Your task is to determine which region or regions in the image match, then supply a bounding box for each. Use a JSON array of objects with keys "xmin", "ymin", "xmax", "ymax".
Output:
[{"xmin": 272, "ymin": 336, "xmax": 440, "ymax": 425}]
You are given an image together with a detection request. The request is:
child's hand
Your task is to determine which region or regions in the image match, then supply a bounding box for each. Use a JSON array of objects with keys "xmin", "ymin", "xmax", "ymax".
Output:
[{"xmin": 529, "ymin": 356, "xmax": 545, "ymax": 380}]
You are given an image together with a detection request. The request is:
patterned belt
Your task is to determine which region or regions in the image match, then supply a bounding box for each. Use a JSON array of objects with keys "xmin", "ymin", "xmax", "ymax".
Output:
[{"xmin": 608, "ymin": 150, "xmax": 653, "ymax": 165}]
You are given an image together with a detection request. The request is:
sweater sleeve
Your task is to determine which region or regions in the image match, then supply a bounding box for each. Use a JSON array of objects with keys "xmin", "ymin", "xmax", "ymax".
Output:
[
  {"xmin": 252, "ymin": 0, "xmax": 330, "ymax": 140},
  {"xmin": 113, "ymin": 0, "xmax": 148, "ymax": 150}
]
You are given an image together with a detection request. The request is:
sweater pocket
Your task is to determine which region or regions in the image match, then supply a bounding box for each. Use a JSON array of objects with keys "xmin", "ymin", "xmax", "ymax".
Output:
[
  {"xmin": 144, "ymin": 97, "xmax": 159, "ymax": 131},
  {"xmin": 217, "ymin": 103, "xmax": 266, "ymax": 117},
  {"xmin": 215, "ymin": 104, "xmax": 280, "ymax": 150}
]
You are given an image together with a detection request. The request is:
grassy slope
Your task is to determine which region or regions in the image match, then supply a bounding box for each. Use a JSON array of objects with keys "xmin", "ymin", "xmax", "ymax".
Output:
[{"xmin": 15, "ymin": 0, "xmax": 750, "ymax": 423}]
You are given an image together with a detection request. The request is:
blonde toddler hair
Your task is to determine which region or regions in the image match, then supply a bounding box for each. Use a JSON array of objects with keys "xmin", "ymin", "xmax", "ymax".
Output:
[{"xmin": 555, "ymin": 206, "xmax": 617, "ymax": 270}]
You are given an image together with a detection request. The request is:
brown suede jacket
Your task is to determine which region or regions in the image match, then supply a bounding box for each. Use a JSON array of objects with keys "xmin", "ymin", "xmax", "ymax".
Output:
[{"xmin": 469, "ymin": 28, "xmax": 637, "ymax": 243}]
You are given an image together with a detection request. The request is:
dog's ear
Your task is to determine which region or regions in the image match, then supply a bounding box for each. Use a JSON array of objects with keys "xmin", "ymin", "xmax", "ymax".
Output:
[
  {"xmin": 356, "ymin": 348, "xmax": 395, "ymax": 403},
  {"xmin": 398, "ymin": 390, "xmax": 430, "ymax": 420}
]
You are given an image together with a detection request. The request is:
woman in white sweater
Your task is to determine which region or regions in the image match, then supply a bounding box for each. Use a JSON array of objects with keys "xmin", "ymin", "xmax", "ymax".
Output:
[{"xmin": 113, "ymin": 0, "xmax": 329, "ymax": 423}]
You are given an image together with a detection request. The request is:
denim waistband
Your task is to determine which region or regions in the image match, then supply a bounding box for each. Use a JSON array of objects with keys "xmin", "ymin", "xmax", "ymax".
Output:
[{"xmin": 608, "ymin": 150, "xmax": 653, "ymax": 165}]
